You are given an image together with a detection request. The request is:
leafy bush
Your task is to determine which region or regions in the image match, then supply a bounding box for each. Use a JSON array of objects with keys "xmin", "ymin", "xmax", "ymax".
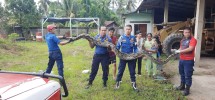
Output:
[
  {"xmin": 8, "ymin": 33, "xmax": 19, "ymax": 42},
  {"xmin": 71, "ymin": 33, "xmax": 78, "ymax": 37},
  {"xmin": 89, "ymin": 32, "xmax": 97, "ymax": 37},
  {"xmin": 0, "ymin": 39, "xmax": 6, "ymax": 44}
]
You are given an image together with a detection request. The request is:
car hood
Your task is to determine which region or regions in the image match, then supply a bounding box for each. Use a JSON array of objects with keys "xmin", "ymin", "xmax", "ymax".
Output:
[{"xmin": 0, "ymin": 73, "xmax": 49, "ymax": 99}]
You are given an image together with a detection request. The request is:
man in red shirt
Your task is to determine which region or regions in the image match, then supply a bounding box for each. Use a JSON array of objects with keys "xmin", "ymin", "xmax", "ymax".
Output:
[
  {"xmin": 108, "ymin": 27, "xmax": 117, "ymax": 80},
  {"xmin": 174, "ymin": 27, "xmax": 197, "ymax": 96}
]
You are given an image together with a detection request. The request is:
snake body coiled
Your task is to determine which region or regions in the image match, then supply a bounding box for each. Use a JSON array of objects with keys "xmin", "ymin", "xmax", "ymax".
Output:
[{"xmin": 67, "ymin": 34, "xmax": 177, "ymax": 65}]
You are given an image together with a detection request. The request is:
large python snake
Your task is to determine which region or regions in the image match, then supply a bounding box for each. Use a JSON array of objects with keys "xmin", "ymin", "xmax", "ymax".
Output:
[{"xmin": 67, "ymin": 34, "xmax": 177, "ymax": 65}]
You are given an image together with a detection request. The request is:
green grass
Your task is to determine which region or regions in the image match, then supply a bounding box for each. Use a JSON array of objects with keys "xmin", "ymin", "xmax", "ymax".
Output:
[{"xmin": 0, "ymin": 40, "xmax": 186, "ymax": 100}]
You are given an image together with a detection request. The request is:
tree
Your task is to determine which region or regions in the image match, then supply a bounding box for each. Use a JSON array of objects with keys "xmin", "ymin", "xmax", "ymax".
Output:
[
  {"xmin": 125, "ymin": 0, "xmax": 137, "ymax": 13},
  {"xmin": 81, "ymin": 0, "xmax": 90, "ymax": 17},
  {"xmin": 107, "ymin": 0, "xmax": 139, "ymax": 25},
  {"xmin": 108, "ymin": 0, "xmax": 119, "ymax": 11},
  {"xmin": 60, "ymin": 0, "xmax": 81, "ymax": 17},
  {"xmin": 87, "ymin": 0, "xmax": 119, "ymax": 24},
  {"xmin": 38, "ymin": 0, "xmax": 50, "ymax": 17},
  {"xmin": 0, "ymin": 3, "xmax": 9, "ymax": 34},
  {"xmin": 114, "ymin": 0, "xmax": 126, "ymax": 25},
  {"xmin": 47, "ymin": 1, "xmax": 63, "ymax": 17},
  {"xmin": 108, "ymin": 0, "xmax": 137, "ymax": 13},
  {"xmin": 46, "ymin": 0, "xmax": 119, "ymax": 26},
  {"xmin": 5, "ymin": 0, "xmax": 41, "ymax": 35},
  {"xmin": 115, "ymin": 0, "xmax": 126, "ymax": 14}
]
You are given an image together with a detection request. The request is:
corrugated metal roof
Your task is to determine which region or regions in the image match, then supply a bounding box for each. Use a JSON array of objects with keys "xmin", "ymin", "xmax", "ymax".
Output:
[{"xmin": 124, "ymin": 0, "xmax": 215, "ymax": 23}]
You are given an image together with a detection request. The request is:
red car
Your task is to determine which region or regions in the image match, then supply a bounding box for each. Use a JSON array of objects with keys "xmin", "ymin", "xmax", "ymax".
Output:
[{"xmin": 0, "ymin": 70, "xmax": 68, "ymax": 100}]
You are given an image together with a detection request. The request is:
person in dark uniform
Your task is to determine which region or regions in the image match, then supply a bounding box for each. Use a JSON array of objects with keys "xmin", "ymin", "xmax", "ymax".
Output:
[
  {"xmin": 45, "ymin": 24, "xmax": 69, "ymax": 77},
  {"xmin": 86, "ymin": 26, "xmax": 112, "ymax": 89},
  {"xmin": 115, "ymin": 25, "xmax": 138, "ymax": 91}
]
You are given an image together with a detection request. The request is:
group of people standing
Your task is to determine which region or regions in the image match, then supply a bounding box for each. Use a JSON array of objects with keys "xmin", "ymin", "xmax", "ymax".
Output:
[
  {"xmin": 44, "ymin": 24, "xmax": 196, "ymax": 96},
  {"xmin": 85, "ymin": 25, "xmax": 161, "ymax": 91}
]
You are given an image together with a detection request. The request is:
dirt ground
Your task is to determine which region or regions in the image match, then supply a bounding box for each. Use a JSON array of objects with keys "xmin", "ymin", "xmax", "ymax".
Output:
[{"xmin": 164, "ymin": 57, "xmax": 215, "ymax": 100}]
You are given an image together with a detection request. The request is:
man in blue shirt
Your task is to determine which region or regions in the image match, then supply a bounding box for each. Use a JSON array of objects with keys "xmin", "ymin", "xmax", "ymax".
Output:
[
  {"xmin": 115, "ymin": 25, "xmax": 138, "ymax": 91},
  {"xmin": 45, "ymin": 24, "xmax": 69, "ymax": 77},
  {"xmin": 86, "ymin": 26, "xmax": 112, "ymax": 89}
]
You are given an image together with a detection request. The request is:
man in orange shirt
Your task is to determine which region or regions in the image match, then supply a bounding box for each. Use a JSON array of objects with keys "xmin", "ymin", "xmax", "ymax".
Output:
[{"xmin": 174, "ymin": 27, "xmax": 197, "ymax": 96}]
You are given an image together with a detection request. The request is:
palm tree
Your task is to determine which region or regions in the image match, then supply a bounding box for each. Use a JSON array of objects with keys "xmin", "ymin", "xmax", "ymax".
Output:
[
  {"xmin": 116, "ymin": 0, "xmax": 126, "ymax": 14},
  {"xmin": 62, "ymin": 0, "xmax": 72, "ymax": 17},
  {"xmin": 108, "ymin": 0, "xmax": 119, "ymax": 11},
  {"xmin": 81, "ymin": 0, "xmax": 90, "ymax": 17},
  {"xmin": 48, "ymin": 1, "xmax": 64, "ymax": 17},
  {"xmin": 125, "ymin": 0, "xmax": 137, "ymax": 13},
  {"xmin": 38, "ymin": 0, "xmax": 50, "ymax": 17},
  {"xmin": 97, "ymin": 0, "xmax": 109, "ymax": 12},
  {"xmin": 61, "ymin": 0, "xmax": 80, "ymax": 17}
]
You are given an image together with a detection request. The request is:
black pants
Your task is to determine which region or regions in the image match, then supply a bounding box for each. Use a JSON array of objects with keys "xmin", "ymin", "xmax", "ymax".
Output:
[
  {"xmin": 179, "ymin": 60, "xmax": 194, "ymax": 87},
  {"xmin": 136, "ymin": 57, "xmax": 143, "ymax": 75},
  {"xmin": 89, "ymin": 54, "xmax": 109, "ymax": 82},
  {"xmin": 46, "ymin": 50, "xmax": 64, "ymax": 77},
  {"xmin": 116, "ymin": 59, "xmax": 136, "ymax": 82}
]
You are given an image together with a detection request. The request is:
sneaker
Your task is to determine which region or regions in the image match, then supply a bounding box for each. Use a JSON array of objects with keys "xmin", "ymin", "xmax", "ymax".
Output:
[
  {"xmin": 115, "ymin": 81, "xmax": 120, "ymax": 89},
  {"xmin": 131, "ymin": 82, "xmax": 139, "ymax": 92}
]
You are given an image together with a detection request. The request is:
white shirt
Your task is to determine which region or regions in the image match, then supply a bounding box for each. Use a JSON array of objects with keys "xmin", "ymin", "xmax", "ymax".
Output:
[{"xmin": 136, "ymin": 38, "xmax": 144, "ymax": 52}]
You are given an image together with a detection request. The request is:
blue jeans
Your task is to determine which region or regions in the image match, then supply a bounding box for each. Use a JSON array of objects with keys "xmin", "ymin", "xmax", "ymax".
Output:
[
  {"xmin": 179, "ymin": 60, "xmax": 194, "ymax": 87},
  {"xmin": 46, "ymin": 50, "xmax": 64, "ymax": 77},
  {"xmin": 116, "ymin": 59, "xmax": 136, "ymax": 82},
  {"xmin": 89, "ymin": 54, "xmax": 109, "ymax": 82}
]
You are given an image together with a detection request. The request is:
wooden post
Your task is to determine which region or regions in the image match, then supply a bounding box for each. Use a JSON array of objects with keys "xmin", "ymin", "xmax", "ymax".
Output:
[
  {"xmin": 194, "ymin": 0, "xmax": 205, "ymax": 67},
  {"xmin": 164, "ymin": 0, "xmax": 169, "ymax": 24}
]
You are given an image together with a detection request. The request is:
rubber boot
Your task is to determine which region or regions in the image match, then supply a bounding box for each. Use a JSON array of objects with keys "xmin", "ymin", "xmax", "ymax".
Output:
[
  {"xmin": 175, "ymin": 83, "xmax": 185, "ymax": 91},
  {"xmin": 183, "ymin": 85, "xmax": 190, "ymax": 96}
]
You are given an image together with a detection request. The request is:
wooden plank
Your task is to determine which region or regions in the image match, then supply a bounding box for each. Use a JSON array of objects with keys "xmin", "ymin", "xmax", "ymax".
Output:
[
  {"xmin": 194, "ymin": 0, "xmax": 205, "ymax": 67},
  {"xmin": 130, "ymin": 21, "xmax": 151, "ymax": 23}
]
